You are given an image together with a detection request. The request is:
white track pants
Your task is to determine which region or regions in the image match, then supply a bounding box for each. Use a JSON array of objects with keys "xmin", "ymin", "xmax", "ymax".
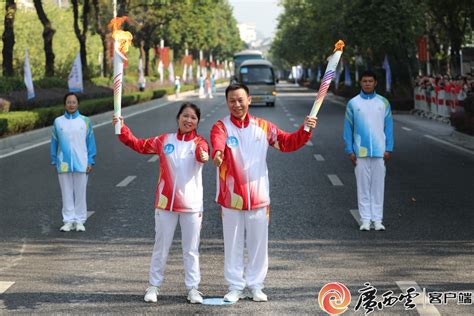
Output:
[
  {"xmin": 355, "ymin": 157, "xmax": 386, "ymax": 222},
  {"xmin": 222, "ymin": 206, "xmax": 269, "ymax": 291},
  {"xmin": 58, "ymin": 173, "xmax": 88, "ymax": 224},
  {"xmin": 149, "ymin": 210, "xmax": 202, "ymax": 290}
]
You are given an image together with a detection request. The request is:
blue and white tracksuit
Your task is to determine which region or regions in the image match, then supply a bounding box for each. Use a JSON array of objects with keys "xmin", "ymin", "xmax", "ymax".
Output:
[
  {"xmin": 343, "ymin": 91, "xmax": 394, "ymax": 223},
  {"xmin": 51, "ymin": 110, "xmax": 96, "ymax": 224}
]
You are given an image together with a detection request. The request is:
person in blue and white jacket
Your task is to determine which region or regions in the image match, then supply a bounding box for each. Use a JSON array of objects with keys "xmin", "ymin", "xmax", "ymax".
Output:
[
  {"xmin": 343, "ymin": 70, "xmax": 394, "ymax": 231},
  {"xmin": 51, "ymin": 92, "xmax": 96, "ymax": 232}
]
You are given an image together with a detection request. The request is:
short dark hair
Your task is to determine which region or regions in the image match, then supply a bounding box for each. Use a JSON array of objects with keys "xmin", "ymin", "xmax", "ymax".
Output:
[
  {"xmin": 360, "ymin": 70, "xmax": 377, "ymax": 81},
  {"xmin": 176, "ymin": 102, "xmax": 201, "ymax": 123},
  {"xmin": 63, "ymin": 92, "xmax": 80, "ymax": 105},
  {"xmin": 225, "ymin": 83, "xmax": 249, "ymax": 99}
]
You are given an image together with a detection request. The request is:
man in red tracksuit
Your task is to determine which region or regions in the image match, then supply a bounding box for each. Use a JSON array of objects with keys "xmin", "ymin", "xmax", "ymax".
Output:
[{"xmin": 211, "ymin": 83, "xmax": 317, "ymax": 302}]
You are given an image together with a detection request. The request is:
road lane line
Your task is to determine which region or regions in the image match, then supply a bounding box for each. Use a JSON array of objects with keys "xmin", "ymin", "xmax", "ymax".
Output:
[
  {"xmin": 293, "ymin": 123, "xmax": 299, "ymax": 128},
  {"xmin": 0, "ymin": 282, "xmax": 14, "ymax": 294},
  {"xmin": 327, "ymin": 174, "xmax": 343, "ymax": 186},
  {"xmin": 206, "ymin": 113, "xmax": 211, "ymax": 117},
  {"xmin": 314, "ymin": 154, "xmax": 325, "ymax": 161},
  {"xmin": 200, "ymin": 118, "xmax": 205, "ymax": 122},
  {"xmin": 289, "ymin": 118, "xmax": 295, "ymax": 121},
  {"xmin": 402, "ymin": 126, "xmax": 412, "ymax": 131},
  {"xmin": 0, "ymin": 140, "xmax": 50, "ymax": 159},
  {"xmin": 148, "ymin": 155, "xmax": 159, "ymax": 162},
  {"xmin": 116, "ymin": 176, "xmax": 136, "ymax": 187},
  {"xmin": 306, "ymin": 140, "xmax": 314, "ymax": 146},
  {"xmin": 286, "ymin": 113, "xmax": 292, "ymax": 117},
  {"xmin": 424, "ymin": 135, "xmax": 474, "ymax": 156},
  {"xmin": 396, "ymin": 281, "xmax": 441, "ymax": 316},
  {"xmin": 87, "ymin": 211, "xmax": 95, "ymax": 218},
  {"xmin": 350, "ymin": 209, "xmax": 361, "ymax": 225}
]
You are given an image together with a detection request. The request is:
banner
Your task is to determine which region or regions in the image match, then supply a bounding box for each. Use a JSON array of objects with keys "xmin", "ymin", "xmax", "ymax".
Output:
[
  {"xmin": 382, "ymin": 54, "xmax": 392, "ymax": 93},
  {"xmin": 68, "ymin": 53, "xmax": 83, "ymax": 93},
  {"xmin": 24, "ymin": 49, "xmax": 35, "ymax": 99},
  {"xmin": 168, "ymin": 62, "xmax": 174, "ymax": 83},
  {"xmin": 158, "ymin": 60, "xmax": 164, "ymax": 84},
  {"xmin": 344, "ymin": 61, "xmax": 352, "ymax": 86}
]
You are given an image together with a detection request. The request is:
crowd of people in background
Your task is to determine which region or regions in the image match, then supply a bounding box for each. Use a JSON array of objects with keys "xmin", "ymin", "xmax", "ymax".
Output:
[{"xmin": 415, "ymin": 73, "xmax": 474, "ymax": 100}]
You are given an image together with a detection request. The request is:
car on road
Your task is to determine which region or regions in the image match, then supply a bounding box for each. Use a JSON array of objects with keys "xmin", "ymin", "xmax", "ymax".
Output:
[{"xmin": 238, "ymin": 59, "xmax": 277, "ymax": 107}]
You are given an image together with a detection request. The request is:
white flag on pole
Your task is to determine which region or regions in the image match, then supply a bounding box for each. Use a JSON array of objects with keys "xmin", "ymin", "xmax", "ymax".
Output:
[
  {"xmin": 168, "ymin": 62, "xmax": 174, "ymax": 83},
  {"xmin": 188, "ymin": 63, "xmax": 193, "ymax": 83},
  {"xmin": 24, "ymin": 49, "xmax": 35, "ymax": 99},
  {"xmin": 182, "ymin": 63, "xmax": 187, "ymax": 82},
  {"xmin": 158, "ymin": 60, "xmax": 164, "ymax": 84},
  {"xmin": 68, "ymin": 53, "xmax": 83, "ymax": 93}
]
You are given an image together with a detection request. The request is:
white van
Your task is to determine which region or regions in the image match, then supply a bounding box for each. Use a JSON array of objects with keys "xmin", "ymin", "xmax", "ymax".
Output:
[{"xmin": 239, "ymin": 59, "xmax": 277, "ymax": 107}]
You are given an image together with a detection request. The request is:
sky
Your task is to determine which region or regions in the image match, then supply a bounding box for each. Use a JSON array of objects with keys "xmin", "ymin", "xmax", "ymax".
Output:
[{"xmin": 228, "ymin": 0, "xmax": 283, "ymax": 39}]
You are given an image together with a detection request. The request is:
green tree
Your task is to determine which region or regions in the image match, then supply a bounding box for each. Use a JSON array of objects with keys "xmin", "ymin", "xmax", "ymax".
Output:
[
  {"xmin": 71, "ymin": 0, "xmax": 91, "ymax": 78},
  {"xmin": 33, "ymin": 0, "xmax": 56, "ymax": 77}
]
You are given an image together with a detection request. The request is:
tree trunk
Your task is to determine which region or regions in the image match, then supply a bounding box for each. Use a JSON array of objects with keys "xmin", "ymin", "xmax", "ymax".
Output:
[
  {"xmin": 2, "ymin": 0, "xmax": 16, "ymax": 77},
  {"xmin": 33, "ymin": 0, "xmax": 55, "ymax": 77},
  {"xmin": 144, "ymin": 42, "xmax": 150, "ymax": 76},
  {"xmin": 72, "ymin": 0, "xmax": 90, "ymax": 78},
  {"xmin": 92, "ymin": 0, "xmax": 108, "ymax": 76}
]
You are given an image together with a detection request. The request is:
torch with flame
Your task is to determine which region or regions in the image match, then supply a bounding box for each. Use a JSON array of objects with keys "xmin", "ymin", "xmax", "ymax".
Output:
[
  {"xmin": 109, "ymin": 17, "xmax": 133, "ymax": 134},
  {"xmin": 304, "ymin": 40, "xmax": 345, "ymax": 132}
]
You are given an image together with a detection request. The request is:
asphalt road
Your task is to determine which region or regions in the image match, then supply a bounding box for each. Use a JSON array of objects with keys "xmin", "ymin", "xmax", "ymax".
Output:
[{"xmin": 0, "ymin": 83, "xmax": 473, "ymax": 315}]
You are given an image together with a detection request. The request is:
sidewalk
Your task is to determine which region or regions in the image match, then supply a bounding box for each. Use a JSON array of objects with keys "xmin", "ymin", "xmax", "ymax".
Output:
[
  {"xmin": 0, "ymin": 88, "xmax": 201, "ymax": 158},
  {"xmin": 328, "ymin": 92, "xmax": 474, "ymax": 153}
]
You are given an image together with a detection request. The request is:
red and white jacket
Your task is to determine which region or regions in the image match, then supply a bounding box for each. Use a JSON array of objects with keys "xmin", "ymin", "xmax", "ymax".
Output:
[
  {"xmin": 119, "ymin": 124, "xmax": 209, "ymax": 212},
  {"xmin": 210, "ymin": 114, "xmax": 312, "ymax": 211}
]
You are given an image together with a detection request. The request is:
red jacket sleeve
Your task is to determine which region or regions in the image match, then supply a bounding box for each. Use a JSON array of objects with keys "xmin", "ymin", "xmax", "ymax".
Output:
[
  {"xmin": 118, "ymin": 124, "xmax": 162, "ymax": 154},
  {"xmin": 210, "ymin": 120, "xmax": 227, "ymax": 159},
  {"xmin": 194, "ymin": 136, "xmax": 210, "ymax": 163},
  {"xmin": 267, "ymin": 122, "xmax": 312, "ymax": 152}
]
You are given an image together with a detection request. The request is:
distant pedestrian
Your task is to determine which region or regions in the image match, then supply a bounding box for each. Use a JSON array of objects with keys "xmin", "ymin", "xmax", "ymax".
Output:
[
  {"xmin": 113, "ymin": 102, "xmax": 210, "ymax": 304},
  {"xmin": 51, "ymin": 92, "xmax": 96, "ymax": 232},
  {"xmin": 175, "ymin": 76, "xmax": 181, "ymax": 99},
  {"xmin": 343, "ymin": 70, "xmax": 394, "ymax": 231}
]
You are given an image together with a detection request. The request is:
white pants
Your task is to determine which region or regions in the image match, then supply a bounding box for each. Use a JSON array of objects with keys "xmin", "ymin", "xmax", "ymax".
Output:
[
  {"xmin": 222, "ymin": 206, "xmax": 269, "ymax": 291},
  {"xmin": 58, "ymin": 173, "xmax": 88, "ymax": 224},
  {"xmin": 149, "ymin": 210, "xmax": 202, "ymax": 290},
  {"xmin": 355, "ymin": 157, "xmax": 386, "ymax": 222}
]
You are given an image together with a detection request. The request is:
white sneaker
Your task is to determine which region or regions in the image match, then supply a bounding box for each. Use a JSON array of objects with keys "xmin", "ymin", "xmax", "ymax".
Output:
[
  {"xmin": 360, "ymin": 221, "xmax": 371, "ymax": 231},
  {"xmin": 223, "ymin": 289, "xmax": 246, "ymax": 303},
  {"xmin": 144, "ymin": 286, "xmax": 160, "ymax": 303},
  {"xmin": 60, "ymin": 222, "xmax": 75, "ymax": 232},
  {"xmin": 251, "ymin": 288, "xmax": 268, "ymax": 302},
  {"xmin": 75, "ymin": 223, "xmax": 86, "ymax": 232},
  {"xmin": 374, "ymin": 222, "xmax": 386, "ymax": 231},
  {"xmin": 187, "ymin": 288, "xmax": 203, "ymax": 304}
]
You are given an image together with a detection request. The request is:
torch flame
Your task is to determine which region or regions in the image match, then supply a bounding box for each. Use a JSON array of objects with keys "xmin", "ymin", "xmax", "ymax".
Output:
[
  {"xmin": 333, "ymin": 40, "xmax": 345, "ymax": 52},
  {"xmin": 108, "ymin": 17, "xmax": 133, "ymax": 56}
]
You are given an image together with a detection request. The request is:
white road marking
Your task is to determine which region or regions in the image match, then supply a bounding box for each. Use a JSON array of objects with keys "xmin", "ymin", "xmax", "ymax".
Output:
[
  {"xmin": 87, "ymin": 211, "xmax": 95, "ymax": 218},
  {"xmin": 306, "ymin": 140, "xmax": 314, "ymax": 146},
  {"xmin": 424, "ymin": 135, "xmax": 474, "ymax": 156},
  {"xmin": 206, "ymin": 113, "xmax": 211, "ymax": 117},
  {"xmin": 402, "ymin": 126, "xmax": 412, "ymax": 131},
  {"xmin": 293, "ymin": 123, "xmax": 300, "ymax": 128},
  {"xmin": 350, "ymin": 209, "xmax": 362, "ymax": 225},
  {"xmin": 286, "ymin": 113, "xmax": 292, "ymax": 117},
  {"xmin": 200, "ymin": 118, "xmax": 205, "ymax": 122},
  {"xmin": 327, "ymin": 174, "xmax": 343, "ymax": 186},
  {"xmin": 314, "ymin": 154, "xmax": 325, "ymax": 161},
  {"xmin": 0, "ymin": 140, "xmax": 50, "ymax": 159},
  {"xmin": 116, "ymin": 176, "xmax": 136, "ymax": 187},
  {"xmin": 0, "ymin": 282, "xmax": 14, "ymax": 294},
  {"xmin": 289, "ymin": 118, "xmax": 295, "ymax": 121},
  {"xmin": 396, "ymin": 281, "xmax": 441, "ymax": 316},
  {"xmin": 148, "ymin": 155, "xmax": 159, "ymax": 162}
]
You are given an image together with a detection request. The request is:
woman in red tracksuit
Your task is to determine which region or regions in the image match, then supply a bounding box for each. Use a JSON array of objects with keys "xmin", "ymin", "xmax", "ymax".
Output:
[{"xmin": 113, "ymin": 102, "xmax": 209, "ymax": 304}]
